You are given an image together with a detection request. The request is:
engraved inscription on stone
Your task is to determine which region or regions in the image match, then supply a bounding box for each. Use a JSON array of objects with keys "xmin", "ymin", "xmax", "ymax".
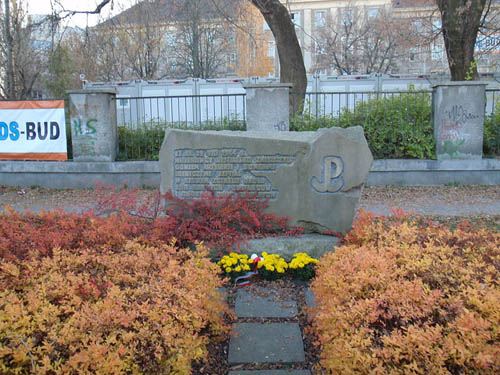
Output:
[{"xmin": 173, "ymin": 148, "xmax": 296, "ymax": 199}]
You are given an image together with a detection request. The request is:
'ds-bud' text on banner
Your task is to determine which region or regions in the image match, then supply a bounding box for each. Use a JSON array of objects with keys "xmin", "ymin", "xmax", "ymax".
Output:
[{"xmin": 0, "ymin": 100, "xmax": 67, "ymax": 161}]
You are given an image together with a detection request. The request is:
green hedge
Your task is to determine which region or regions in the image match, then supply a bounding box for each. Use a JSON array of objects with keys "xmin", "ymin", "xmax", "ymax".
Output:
[
  {"xmin": 291, "ymin": 92, "xmax": 435, "ymax": 159},
  {"xmin": 117, "ymin": 120, "xmax": 245, "ymax": 160},
  {"xmin": 484, "ymin": 100, "xmax": 500, "ymax": 157}
]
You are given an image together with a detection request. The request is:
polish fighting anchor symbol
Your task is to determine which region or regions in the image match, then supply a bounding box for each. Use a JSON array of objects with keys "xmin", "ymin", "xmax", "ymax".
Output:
[{"xmin": 311, "ymin": 156, "xmax": 344, "ymax": 193}]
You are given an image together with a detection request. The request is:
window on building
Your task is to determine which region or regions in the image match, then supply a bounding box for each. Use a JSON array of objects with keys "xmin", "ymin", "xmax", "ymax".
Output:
[
  {"xmin": 166, "ymin": 33, "xmax": 176, "ymax": 47},
  {"xmin": 341, "ymin": 9, "xmax": 353, "ymax": 26},
  {"xmin": 367, "ymin": 8, "xmax": 379, "ymax": 20},
  {"xmin": 315, "ymin": 11, "xmax": 326, "ymax": 28},
  {"xmin": 412, "ymin": 20, "xmax": 421, "ymax": 32},
  {"xmin": 431, "ymin": 43, "xmax": 444, "ymax": 61},
  {"xmin": 409, "ymin": 46, "xmax": 419, "ymax": 61},
  {"xmin": 291, "ymin": 12, "xmax": 301, "ymax": 28},
  {"xmin": 432, "ymin": 19, "xmax": 442, "ymax": 34},
  {"xmin": 315, "ymin": 41, "xmax": 326, "ymax": 56},
  {"xmin": 268, "ymin": 42, "xmax": 275, "ymax": 58}
]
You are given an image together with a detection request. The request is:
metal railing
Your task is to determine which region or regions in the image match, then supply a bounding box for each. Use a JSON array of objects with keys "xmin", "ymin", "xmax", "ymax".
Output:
[
  {"xmin": 486, "ymin": 88, "xmax": 500, "ymax": 115},
  {"xmin": 114, "ymin": 93, "xmax": 246, "ymax": 160},
  {"xmin": 485, "ymin": 89, "xmax": 500, "ymax": 155},
  {"xmin": 113, "ymin": 89, "xmax": 500, "ymax": 160},
  {"xmin": 292, "ymin": 90, "xmax": 432, "ymax": 119},
  {"xmin": 115, "ymin": 93, "xmax": 246, "ymax": 129}
]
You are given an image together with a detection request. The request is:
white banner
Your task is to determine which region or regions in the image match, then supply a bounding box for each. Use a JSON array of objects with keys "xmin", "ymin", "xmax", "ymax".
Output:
[
  {"xmin": 475, "ymin": 33, "xmax": 500, "ymax": 54},
  {"xmin": 0, "ymin": 100, "xmax": 67, "ymax": 161}
]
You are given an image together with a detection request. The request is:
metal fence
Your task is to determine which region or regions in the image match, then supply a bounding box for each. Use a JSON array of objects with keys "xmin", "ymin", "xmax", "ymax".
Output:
[
  {"xmin": 114, "ymin": 89, "xmax": 500, "ymax": 160},
  {"xmin": 485, "ymin": 89, "xmax": 500, "ymax": 156},
  {"xmin": 115, "ymin": 93, "xmax": 246, "ymax": 129},
  {"xmin": 292, "ymin": 90, "xmax": 432, "ymax": 121},
  {"xmin": 114, "ymin": 93, "xmax": 246, "ymax": 160},
  {"xmin": 486, "ymin": 88, "xmax": 500, "ymax": 115},
  {"xmin": 115, "ymin": 89, "xmax": 500, "ymax": 129}
]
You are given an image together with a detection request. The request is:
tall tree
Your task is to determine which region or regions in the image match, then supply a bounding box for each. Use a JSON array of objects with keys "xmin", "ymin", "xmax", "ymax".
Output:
[
  {"xmin": 436, "ymin": 0, "xmax": 487, "ymax": 80},
  {"xmin": 171, "ymin": 0, "xmax": 236, "ymax": 78},
  {"xmin": 0, "ymin": 1, "xmax": 53, "ymax": 99},
  {"xmin": 250, "ymin": 0, "xmax": 306, "ymax": 111},
  {"xmin": 45, "ymin": 45, "xmax": 74, "ymax": 97},
  {"xmin": 114, "ymin": 9, "xmax": 171, "ymax": 80},
  {"xmin": 234, "ymin": 2, "xmax": 274, "ymax": 77},
  {"xmin": 3, "ymin": 0, "xmax": 14, "ymax": 98},
  {"xmin": 58, "ymin": 0, "xmax": 307, "ymax": 109},
  {"xmin": 314, "ymin": 5, "xmax": 415, "ymax": 75}
]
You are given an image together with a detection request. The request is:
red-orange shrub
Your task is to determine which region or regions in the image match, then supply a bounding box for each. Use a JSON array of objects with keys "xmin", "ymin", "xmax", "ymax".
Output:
[
  {"xmin": 0, "ymin": 207, "xmax": 146, "ymax": 261},
  {"xmin": 1, "ymin": 186, "xmax": 303, "ymax": 262},
  {"xmin": 311, "ymin": 211, "xmax": 500, "ymax": 375},
  {"xmin": 151, "ymin": 190, "xmax": 303, "ymax": 254},
  {"xmin": 0, "ymin": 240, "xmax": 231, "ymax": 375},
  {"xmin": 93, "ymin": 184, "xmax": 303, "ymax": 254}
]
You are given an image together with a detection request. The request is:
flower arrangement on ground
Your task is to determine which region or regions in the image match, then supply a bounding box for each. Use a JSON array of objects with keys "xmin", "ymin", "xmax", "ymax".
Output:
[
  {"xmin": 217, "ymin": 251, "xmax": 320, "ymax": 283},
  {"xmin": 288, "ymin": 252, "xmax": 319, "ymax": 281},
  {"xmin": 217, "ymin": 252, "xmax": 253, "ymax": 281},
  {"xmin": 255, "ymin": 252, "xmax": 289, "ymax": 281}
]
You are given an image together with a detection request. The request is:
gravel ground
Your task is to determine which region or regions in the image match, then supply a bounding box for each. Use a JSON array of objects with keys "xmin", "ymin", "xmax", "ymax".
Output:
[
  {"xmin": 361, "ymin": 185, "xmax": 500, "ymax": 217},
  {"xmin": 1, "ymin": 185, "xmax": 499, "ymax": 217}
]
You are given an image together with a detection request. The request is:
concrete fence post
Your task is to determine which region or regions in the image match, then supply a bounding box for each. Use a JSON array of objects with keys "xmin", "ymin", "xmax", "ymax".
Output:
[
  {"xmin": 433, "ymin": 82, "xmax": 487, "ymax": 160},
  {"xmin": 67, "ymin": 90, "xmax": 118, "ymax": 162},
  {"xmin": 243, "ymin": 83, "xmax": 293, "ymax": 132}
]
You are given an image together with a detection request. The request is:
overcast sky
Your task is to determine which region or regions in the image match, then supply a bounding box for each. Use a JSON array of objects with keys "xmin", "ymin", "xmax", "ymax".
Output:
[{"xmin": 27, "ymin": 0, "xmax": 135, "ymax": 27}]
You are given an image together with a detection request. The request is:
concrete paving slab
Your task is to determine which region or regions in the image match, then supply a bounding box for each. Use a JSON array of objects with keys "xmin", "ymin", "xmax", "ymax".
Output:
[
  {"xmin": 235, "ymin": 288, "xmax": 297, "ymax": 318},
  {"xmin": 229, "ymin": 370, "xmax": 311, "ymax": 375},
  {"xmin": 304, "ymin": 289, "xmax": 315, "ymax": 308},
  {"xmin": 228, "ymin": 322, "xmax": 305, "ymax": 364},
  {"xmin": 218, "ymin": 287, "xmax": 227, "ymax": 302}
]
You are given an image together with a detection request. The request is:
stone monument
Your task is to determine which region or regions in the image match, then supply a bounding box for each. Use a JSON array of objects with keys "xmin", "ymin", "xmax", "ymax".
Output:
[
  {"xmin": 159, "ymin": 127, "xmax": 373, "ymax": 233},
  {"xmin": 67, "ymin": 90, "xmax": 118, "ymax": 162},
  {"xmin": 433, "ymin": 82, "xmax": 487, "ymax": 160}
]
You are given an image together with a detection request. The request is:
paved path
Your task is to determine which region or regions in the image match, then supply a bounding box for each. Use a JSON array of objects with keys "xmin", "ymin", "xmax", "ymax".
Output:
[{"xmin": 227, "ymin": 286, "xmax": 314, "ymax": 375}]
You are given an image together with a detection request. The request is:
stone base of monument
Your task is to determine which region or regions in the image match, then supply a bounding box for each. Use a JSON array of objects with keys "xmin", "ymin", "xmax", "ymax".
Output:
[{"xmin": 234, "ymin": 234, "xmax": 339, "ymax": 260}]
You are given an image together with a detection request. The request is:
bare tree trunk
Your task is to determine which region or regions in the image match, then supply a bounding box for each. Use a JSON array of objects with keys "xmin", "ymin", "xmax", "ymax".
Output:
[
  {"xmin": 437, "ymin": 0, "xmax": 486, "ymax": 80},
  {"xmin": 250, "ymin": 0, "xmax": 306, "ymax": 113},
  {"xmin": 4, "ymin": 0, "xmax": 15, "ymax": 99},
  {"xmin": 192, "ymin": 22, "xmax": 201, "ymax": 77}
]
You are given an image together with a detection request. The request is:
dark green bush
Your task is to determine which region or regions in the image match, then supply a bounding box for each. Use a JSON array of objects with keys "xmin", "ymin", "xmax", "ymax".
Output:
[
  {"xmin": 117, "ymin": 119, "xmax": 245, "ymax": 160},
  {"xmin": 118, "ymin": 125, "xmax": 165, "ymax": 160},
  {"xmin": 484, "ymin": 101, "xmax": 500, "ymax": 157},
  {"xmin": 291, "ymin": 92, "xmax": 435, "ymax": 159}
]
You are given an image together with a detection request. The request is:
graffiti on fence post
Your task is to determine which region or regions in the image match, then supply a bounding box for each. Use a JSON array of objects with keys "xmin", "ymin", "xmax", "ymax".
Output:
[
  {"xmin": 434, "ymin": 84, "xmax": 486, "ymax": 160},
  {"xmin": 72, "ymin": 118, "xmax": 98, "ymax": 156}
]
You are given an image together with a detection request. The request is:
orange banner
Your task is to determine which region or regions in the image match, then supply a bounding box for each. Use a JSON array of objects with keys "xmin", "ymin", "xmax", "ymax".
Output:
[
  {"xmin": 0, "ymin": 153, "xmax": 67, "ymax": 161},
  {"xmin": 0, "ymin": 100, "xmax": 65, "ymax": 110}
]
